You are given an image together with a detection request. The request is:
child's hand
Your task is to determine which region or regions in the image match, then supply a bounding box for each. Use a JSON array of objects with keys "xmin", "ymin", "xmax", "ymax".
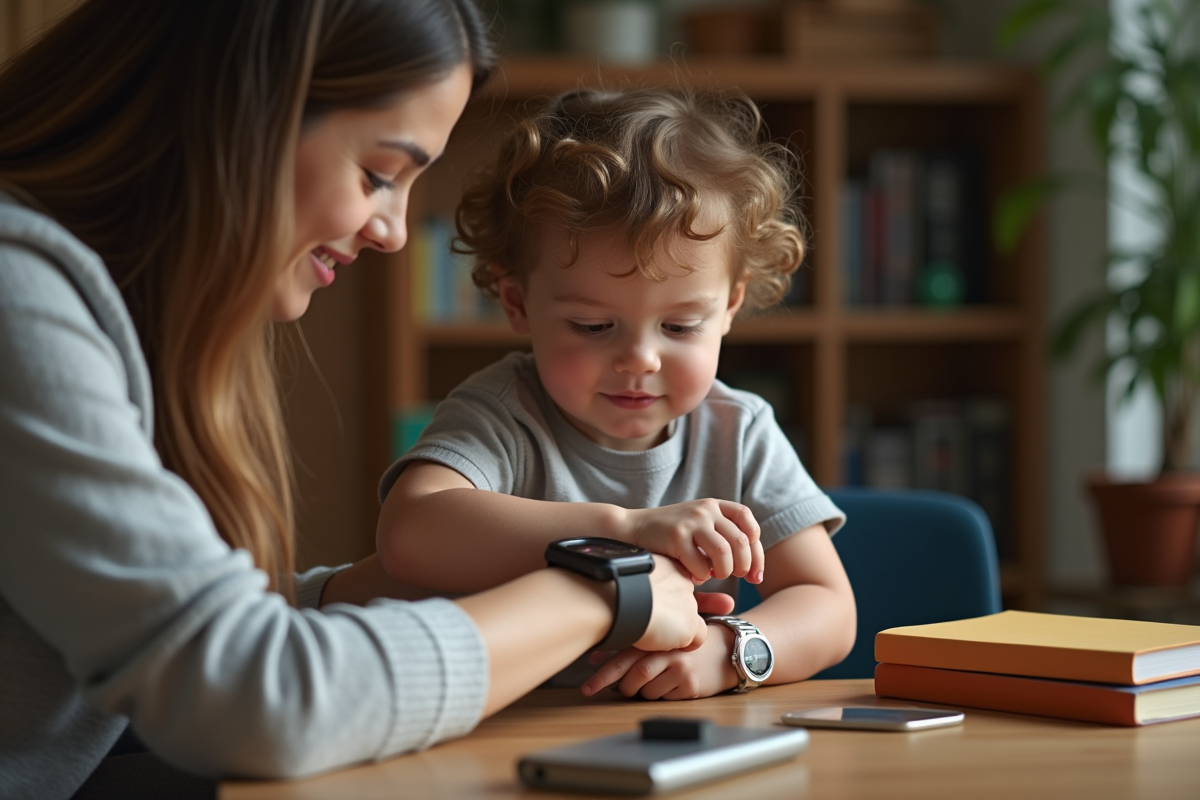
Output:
[
  {"xmin": 581, "ymin": 624, "xmax": 739, "ymax": 699},
  {"xmin": 623, "ymin": 500, "xmax": 763, "ymax": 584}
]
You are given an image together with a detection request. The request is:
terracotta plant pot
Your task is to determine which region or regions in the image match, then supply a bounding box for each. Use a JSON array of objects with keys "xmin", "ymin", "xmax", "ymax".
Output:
[{"xmin": 1086, "ymin": 473, "xmax": 1200, "ymax": 586}]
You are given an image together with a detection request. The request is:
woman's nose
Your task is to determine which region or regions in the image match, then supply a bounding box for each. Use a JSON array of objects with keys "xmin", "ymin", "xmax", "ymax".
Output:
[
  {"xmin": 362, "ymin": 214, "xmax": 407, "ymax": 252},
  {"xmin": 363, "ymin": 198, "xmax": 408, "ymax": 253}
]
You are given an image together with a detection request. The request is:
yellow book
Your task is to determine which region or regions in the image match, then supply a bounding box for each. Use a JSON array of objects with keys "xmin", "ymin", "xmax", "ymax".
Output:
[{"xmin": 875, "ymin": 610, "xmax": 1200, "ymax": 685}]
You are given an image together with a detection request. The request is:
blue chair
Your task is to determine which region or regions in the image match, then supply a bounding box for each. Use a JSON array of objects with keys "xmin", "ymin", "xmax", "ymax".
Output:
[{"xmin": 736, "ymin": 488, "xmax": 1002, "ymax": 679}]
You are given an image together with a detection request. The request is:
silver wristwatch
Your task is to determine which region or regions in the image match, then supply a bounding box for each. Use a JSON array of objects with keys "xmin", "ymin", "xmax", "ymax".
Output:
[{"xmin": 706, "ymin": 615, "xmax": 774, "ymax": 692}]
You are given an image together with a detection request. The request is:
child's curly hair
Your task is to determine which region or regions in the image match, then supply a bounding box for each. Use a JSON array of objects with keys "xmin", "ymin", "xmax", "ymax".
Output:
[{"xmin": 455, "ymin": 86, "xmax": 806, "ymax": 311}]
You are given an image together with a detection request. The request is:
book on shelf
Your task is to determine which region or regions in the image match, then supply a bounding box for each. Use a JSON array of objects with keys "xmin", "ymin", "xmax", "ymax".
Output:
[
  {"xmin": 875, "ymin": 610, "xmax": 1200, "ymax": 685},
  {"xmin": 842, "ymin": 148, "xmax": 985, "ymax": 307},
  {"xmin": 963, "ymin": 398, "xmax": 1011, "ymax": 559},
  {"xmin": 864, "ymin": 425, "xmax": 912, "ymax": 489},
  {"xmin": 841, "ymin": 403, "xmax": 872, "ymax": 486},
  {"xmin": 874, "ymin": 663, "xmax": 1200, "ymax": 726},
  {"xmin": 911, "ymin": 400, "xmax": 966, "ymax": 495},
  {"xmin": 924, "ymin": 149, "xmax": 986, "ymax": 304},
  {"xmin": 846, "ymin": 399, "xmax": 1009, "ymax": 551},
  {"xmin": 840, "ymin": 180, "xmax": 865, "ymax": 305},
  {"xmin": 409, "ymin": 216, "xmax": 496, "ymax": 323},
  {"xmin": 873, "ymin": 150, "xmax": 920, "ymax": 305}
]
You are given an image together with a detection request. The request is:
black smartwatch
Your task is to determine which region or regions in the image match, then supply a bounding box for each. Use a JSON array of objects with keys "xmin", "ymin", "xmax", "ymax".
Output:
[{"xmin": 545, "ymin": 537, "xmax": 654, "ymax": 651}]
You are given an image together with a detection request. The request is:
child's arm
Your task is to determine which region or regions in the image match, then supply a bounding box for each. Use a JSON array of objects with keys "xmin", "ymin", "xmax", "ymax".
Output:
[
  {"xmin": 579, "ymin": 522, "xmax": 856, "ymax": 699},
  {"xmin": 377, "ymin": 460, "xmax": 764, "ymax": 593}
]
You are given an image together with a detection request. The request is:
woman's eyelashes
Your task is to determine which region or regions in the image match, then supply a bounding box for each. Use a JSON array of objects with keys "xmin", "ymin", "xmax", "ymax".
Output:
[{"xmin": 364, "ymin": 169, "xmax": 396, "ymax": 193}]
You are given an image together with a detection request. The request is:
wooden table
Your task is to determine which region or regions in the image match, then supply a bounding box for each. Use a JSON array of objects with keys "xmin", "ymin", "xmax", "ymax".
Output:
[{"xmin": 220, "ymin": 679, "xmax": 1200, "ymax": 799}]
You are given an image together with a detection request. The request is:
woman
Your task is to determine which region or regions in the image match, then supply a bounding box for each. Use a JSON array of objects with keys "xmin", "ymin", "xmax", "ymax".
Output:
[{"xmin": 0, "ymin": 2, "xmax": 731, "ymax": 797}]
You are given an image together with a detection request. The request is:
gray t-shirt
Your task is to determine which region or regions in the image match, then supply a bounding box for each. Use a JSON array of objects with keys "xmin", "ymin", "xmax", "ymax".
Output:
[{"xmin": 381, "ymin": 352, "xmax": 844, "ymax": 549}]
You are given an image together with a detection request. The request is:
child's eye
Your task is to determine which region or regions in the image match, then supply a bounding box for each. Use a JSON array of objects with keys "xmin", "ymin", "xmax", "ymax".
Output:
[
  {"xmin": 567, "ymin": 321, "xmax": 611, "ymax": 335},
  {"xmin": 663, "ymin": 322, "xmax": 703, "ymax": 336},
  {"xmin": 364, "ymin": 170, "xmax": 395, "ymax": 193}
]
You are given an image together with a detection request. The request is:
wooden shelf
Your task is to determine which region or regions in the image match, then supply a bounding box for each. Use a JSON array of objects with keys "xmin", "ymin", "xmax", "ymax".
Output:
[
  {"xmin": 841, "ymin": 307, "xmax": 1026, "ymax": 342},
  {"xmin": 489, "ymin": 57, "xmax": 1036, "ymax": 104}
]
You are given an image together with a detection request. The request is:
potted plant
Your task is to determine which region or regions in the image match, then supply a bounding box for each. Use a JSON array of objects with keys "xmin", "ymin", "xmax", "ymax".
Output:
[{"xmin": 998, "ymin": 0, "xmax": 1200, "ymax": 585}]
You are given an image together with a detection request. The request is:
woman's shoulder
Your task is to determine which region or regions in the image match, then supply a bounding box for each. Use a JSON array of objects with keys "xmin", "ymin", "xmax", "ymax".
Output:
[
  {"xmin": 0, "ymin": 194, "xmax": 109, "ymax": 310},
  {"xmin": 0, "ymin": 192, "xmax": 153, "ymax": 422}
]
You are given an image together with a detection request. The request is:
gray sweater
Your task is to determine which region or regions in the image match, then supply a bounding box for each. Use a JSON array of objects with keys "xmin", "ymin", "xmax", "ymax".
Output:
[{"xmin": 0, "ymin": 192, "xmax": 487, "ymax": 799}]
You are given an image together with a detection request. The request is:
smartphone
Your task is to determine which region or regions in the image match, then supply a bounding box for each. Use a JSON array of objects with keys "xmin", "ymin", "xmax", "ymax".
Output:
[
  {"xmin": 518, "ymin": 718, "xmax": 809, "ymax": 794},
  {"xmin": 781, "ymin": 706, "xmax": 964, "ymax": 731}
]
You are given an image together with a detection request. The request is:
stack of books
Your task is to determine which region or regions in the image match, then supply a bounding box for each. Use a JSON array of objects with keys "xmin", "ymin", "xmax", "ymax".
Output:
[{"xmin": 874, "ymin": 610, "xmax": 1200, "ymax": 726}]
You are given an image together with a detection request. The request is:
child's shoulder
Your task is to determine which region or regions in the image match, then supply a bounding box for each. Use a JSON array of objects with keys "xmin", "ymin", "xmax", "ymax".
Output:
[
  {"xmin": 454, "ymin": 351, "xmax": 537, "ymax": 396},
  {"xmin": 701, "ymin": 378, "xmax": 774, "ymax": 419}
]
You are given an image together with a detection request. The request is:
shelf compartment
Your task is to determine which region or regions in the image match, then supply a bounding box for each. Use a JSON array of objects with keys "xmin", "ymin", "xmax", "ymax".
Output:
[
  {"xmin": 491, "ymin": 58, "xmax": 1034, "ymax": 104},
  {"xmin": 841, "ymin": 308, "xmax": 1026, "ymax": 342},
  {"xmin": 728, "ymin": 310, "xmax": 821, "ymax": 343}
]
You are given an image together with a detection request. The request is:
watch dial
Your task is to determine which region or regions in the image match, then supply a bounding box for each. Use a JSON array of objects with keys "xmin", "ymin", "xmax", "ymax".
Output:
[
  {"xmin": 743, "ymin": 637, "xmax": 772, "ymax": 678},
  {"xmin": 570, "ymin": 540, "xmax": 643, "ymax": 558}
]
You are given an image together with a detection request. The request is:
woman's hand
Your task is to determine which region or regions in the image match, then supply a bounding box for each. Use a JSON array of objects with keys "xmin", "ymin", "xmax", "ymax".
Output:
[
  {"xmin": 622, "ymin": 500, "xmax": 763, "ymax": 585},
  {"xmin": 633, "ymin": 556, "xmax": 735, "ymax": 652}
]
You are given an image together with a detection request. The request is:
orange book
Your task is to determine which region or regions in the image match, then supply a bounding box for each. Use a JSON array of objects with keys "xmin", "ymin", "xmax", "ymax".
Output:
[
  {"xmin": 874, "ymin": 611, "xmax": 1200, "ymax": 685},
  {"xmin": 874, "ymin": 663, "xmax": 1200, "ymax": 726}
]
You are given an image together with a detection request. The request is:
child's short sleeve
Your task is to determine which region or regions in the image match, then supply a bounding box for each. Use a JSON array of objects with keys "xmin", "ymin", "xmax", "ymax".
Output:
[{"xmin": 739, "ymin": 403, "xmax": 845, "ymax": 548}]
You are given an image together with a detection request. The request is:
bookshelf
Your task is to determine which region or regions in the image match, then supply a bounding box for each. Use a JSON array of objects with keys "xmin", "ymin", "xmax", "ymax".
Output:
[{"xmin": 368, "ymin": 57, "xmax": 1046, "ymax": 610}]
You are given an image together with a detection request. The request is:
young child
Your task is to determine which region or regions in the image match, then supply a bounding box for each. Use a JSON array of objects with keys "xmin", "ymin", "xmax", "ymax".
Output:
[{"xmin": 376, "ymin": 87, "xmax": 856, "ymax": 699}]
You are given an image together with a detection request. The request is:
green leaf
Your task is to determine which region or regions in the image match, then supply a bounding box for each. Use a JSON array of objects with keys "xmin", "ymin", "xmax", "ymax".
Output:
[
  {"xmin": 993, "ymin": 175, "xmax": 1071, "ymax": 253},
  {"xmin": 1176, "ymin": 270, "xmax": 1200, "ymax": 333},
  {"xmin": 1042, "ymin": 20, "xmax": 1107, "ymax": 75},
  {"xmin": 997, "ymin": 0, "xmax": 1067, "ymax": 50},
  {"xmin": 1051, "ymin": 293, "xmax": 1118, "ymax": 361}
]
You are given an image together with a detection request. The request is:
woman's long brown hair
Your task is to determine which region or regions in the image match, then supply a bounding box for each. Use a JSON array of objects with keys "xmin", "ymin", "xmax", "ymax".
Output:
[{"xmin": 0, "ymin": 0, "xmax": 494, "ymax": 600}]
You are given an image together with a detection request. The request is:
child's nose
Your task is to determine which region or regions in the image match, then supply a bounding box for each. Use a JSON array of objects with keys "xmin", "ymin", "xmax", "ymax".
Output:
[{"xmin": 614, "ymin": 336, "xmax": 660, "ymax": 374}]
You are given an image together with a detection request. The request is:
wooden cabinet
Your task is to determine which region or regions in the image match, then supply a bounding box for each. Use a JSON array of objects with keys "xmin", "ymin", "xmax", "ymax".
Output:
[{"xmin": 373, "ymin": 57, "xmax": 1046, "ymax": 609}]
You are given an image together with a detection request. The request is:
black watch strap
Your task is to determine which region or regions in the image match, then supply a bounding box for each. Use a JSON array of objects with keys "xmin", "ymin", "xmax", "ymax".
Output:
[{"xmin": 596, "ymin": 571, "xmax": 653, "ymax": 651}]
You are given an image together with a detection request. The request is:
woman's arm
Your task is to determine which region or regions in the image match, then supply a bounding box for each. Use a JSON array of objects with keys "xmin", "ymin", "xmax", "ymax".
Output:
[
  {"xmin": 456, "ymin": 555, "xmax": 733, "ymax": 716},
  {"xmin": 321, "ymin": 552, "xmax": 736, "ymax": 715}
]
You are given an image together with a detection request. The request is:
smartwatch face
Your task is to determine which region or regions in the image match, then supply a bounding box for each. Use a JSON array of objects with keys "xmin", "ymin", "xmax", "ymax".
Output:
[
  {"xmin": 561, "ymin": 539, "xmax": 646, "ymax": 559},
  {"xmin": 547, "ymin": 538, "xmax": 655, "ymax": 579},
  {"xmin": 742, "ymin": 636, "xmax": 773, "ymax": 678}
]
